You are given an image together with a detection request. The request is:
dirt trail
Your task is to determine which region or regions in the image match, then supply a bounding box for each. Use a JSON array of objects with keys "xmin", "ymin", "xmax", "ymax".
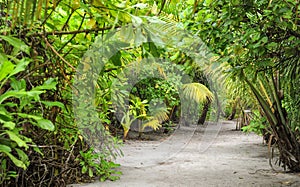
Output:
[{"xmin": 70, "ymin": 120, "xmax": 300, "ymax": 187}]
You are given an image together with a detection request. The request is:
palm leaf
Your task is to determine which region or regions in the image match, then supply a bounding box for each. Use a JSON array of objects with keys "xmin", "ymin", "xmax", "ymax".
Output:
[
  {"xmin": 182, "ymin": 83, "xmax": 213, "ymax": 104},
  {"xmin": 141, "ymin": 119, "xmax": 161, "ymax": 131},
  {"xmin": 150, "ymin": 106, "xmax": 169, "ymax": 123}
]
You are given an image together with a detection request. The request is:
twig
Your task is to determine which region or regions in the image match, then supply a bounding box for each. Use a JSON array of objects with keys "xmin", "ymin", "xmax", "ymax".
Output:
[
  {"xmin": 38, "ymin": 164, "xmax": 48, "ymax": 187},
  {"xmin": 58, "ymin": 13, "xmax": 86, "ymax": 53},
  {"xmin": 61, "ymin": 8, "xmax": 76, "ymax": 31},
  {"xmin": 42, "ymin": 36, "xmax": 77, "ymax": 72},
  {"xmin": 29, "ymin": 27, "xmax": 113, "ymax": 37},
  {"xmin": 64, "ymin": 140, "xmax": 77, "ymax": 169},
  {"xmin": 28, "ymin": 144, "xmax": 62, "ymax": 148},
  {"xmin": 41, "ymin": 0, "xmax": 63, "ymax": 26}
]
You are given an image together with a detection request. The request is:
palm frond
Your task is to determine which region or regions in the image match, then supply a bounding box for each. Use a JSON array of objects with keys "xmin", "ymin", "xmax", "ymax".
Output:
[
  {"xmin": 182, "ymin": 83, "xmax": 213, "ymax": 104},
  {"xmin": 141, "ymin": 119, "xmax": 161, "ymax": 131},
  {"xmin": 150, "ymin": 106, "xmax": 169, "ymax": 122}
]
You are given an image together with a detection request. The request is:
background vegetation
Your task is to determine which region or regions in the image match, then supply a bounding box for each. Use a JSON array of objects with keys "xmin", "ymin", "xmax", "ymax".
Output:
[{"xmin": 0, "ymin": 0, "xmax": 299, "ymax": 186}]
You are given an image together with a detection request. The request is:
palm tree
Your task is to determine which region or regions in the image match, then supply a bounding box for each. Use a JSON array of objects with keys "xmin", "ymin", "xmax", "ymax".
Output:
[{"xmin": 179, "ymin": 82, "xmax": 214, "ymax": 126}]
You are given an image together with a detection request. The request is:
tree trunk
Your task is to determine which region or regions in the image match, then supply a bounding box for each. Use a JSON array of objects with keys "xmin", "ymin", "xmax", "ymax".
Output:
[
  {"xmin": 198, "ymin": 100, "xmax": 210, "ymax": 125},
  {"xmin": 228, "ymin": 98, "xmax": 239, "ymax": 120},
  {"xmin": 169, "ymin": 105, "xmax": 179, "ymax": 123},
  {"xmin": 243, "ymin": 73, "xmax": 300, "ymax": 171}
]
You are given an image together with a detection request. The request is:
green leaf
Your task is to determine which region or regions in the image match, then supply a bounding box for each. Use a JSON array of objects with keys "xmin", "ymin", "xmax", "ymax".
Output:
[
  {"xmin": 16, "ymin": 113, "xmax": 54, "ymax": 131},
  {"xmin": 144, "ymin": 27, "xmax": 164, "ymax": 46},
  {"xmin": 0, "ymin": 53, "xmax": 8, "ymax": 62},
  {"xmin": 82, "ymin": 166, "xmax": 88, "ymax": 173},
  {"xmin": 100, "ymin": 176, "xmax": 106, "ymax": 182},
  {"xmin": 131, "ymin": 15, "xmax": 143, "ymax": 27},
  {"xmin": 0, "ymin": 60, "xmax": 15, "ymax": 82},
  {"xmin": 267, "ymin": 42, "xmax": 277, "ymax": 50},
  {"xmin": 33, "ymin": 78, "xmax": 57, "ymax": 91},
  {"xmin": 5, "ymin": 130, "xmax": 28, "ymax": 149},
  {"xmin": 120, "ymin": 25, "xmax": 134, "ymax": 42},
  {"xmin": 251, "ymin": 32, "xmax": 260, "ymax": 42},
  {"xmin": 36, "ymin": 119, "xmax": 55, "ymax": 131},
  {"xmin": 9, "ymin": 59, "xmax": 31, "ymax": 78},
  {"xmin": 0, "ymin": 90, "xmax": 44, "ymax": 104},
  {"xmin": 2, "ymin": 121, "xmax": 16, "ymax": 130},
  {"xmin": 134, "ymin": 27, "xmax": 147, "ymax": 46},
  {"xmin": 261, "ymin": 37, "xmax": 268, "ymax": 43},
  {"xmin": 15, "ymin": 148, "xmax": 29, "ymax": 164},
  {"xmin": 0, "ymin": 145, "xmax": 12, "ymax": 153},
  {"xmin": 33, "ymin": 146, "xmax": 44, "ymax": 156},
  {"xmin": 0, "ymin": 110, "xmax": 12, "ymax": 121},
  {"xmin": 204, "ymin": 0, "xmax": 212, "ymax": 6},
  {"xmin": 41, "ymin": 101, "xmax": 65, "ymax": 110},
  {"xmin": 17, "ymin": 113, "xmax": 41, "ymax": 120},
  {"xmin": 3, "ymin": 151, "xmax": 27, "ymax": 169},
  {"xmin": 10, "ymin": 78, "xmax": 26, "ymax": 91},
  {"xmin": 0, "ymin": 35, "xmax": 30, "ymax": 55},
  {"xmin": 110, "ymin": 51, "xmax": 122, "ymax": 66},
  {"xmin": 88, "ymin": 168, "xmax": 94, "ymax": 177}
]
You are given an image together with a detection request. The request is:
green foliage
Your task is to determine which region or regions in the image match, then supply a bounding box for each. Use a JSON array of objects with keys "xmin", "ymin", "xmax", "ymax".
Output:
[
  {"xmin": 1, "ymin": 1, "xmax": 127, "ymax": 184},
  {"xmin": 77, "ymin": 148, "xmax": 121, "ymax": 182},
  {"xmin": 180, "ymin": 0, "xmax": 300, "ymax": 170},
  {"xmin": 241, "ymin": 111, "xmax": 267, "ymax": 136},
  {"xmin": 7, "ymin": 0, "xmax": 299, "ymax": 184},
  {"xmin": 120, "ymin": 97, "xmax": 166, "ymax": 140},
  {"xmin": 283, "ymin": 92, "xmax": 300, "ymax": 132},
  {"xmin": 129, "ymin": 96, "xmax": 148, "ymax": 118},
  {"xmin": 120, "ymin": 110, "xmax": 138, "ymax": 140},
  {"xmin": 0, "ymin": 35, "xmax": 57, "ymax": 183}
]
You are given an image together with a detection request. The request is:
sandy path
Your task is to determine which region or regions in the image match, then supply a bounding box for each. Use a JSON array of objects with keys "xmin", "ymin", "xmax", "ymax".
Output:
[{"xmin": 70, "ymin": 121, "xmax": 300, "ymax": 187}]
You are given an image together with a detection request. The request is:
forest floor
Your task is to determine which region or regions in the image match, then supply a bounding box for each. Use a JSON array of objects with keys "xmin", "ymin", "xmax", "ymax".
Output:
[{"xmin": 70, "ymin": 120, "xmax": 300, "ymax": 187}]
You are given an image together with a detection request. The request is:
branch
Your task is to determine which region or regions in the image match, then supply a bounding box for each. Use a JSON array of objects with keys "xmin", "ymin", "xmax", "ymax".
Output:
[
  {"xmin": 42, "ymin": 36, "xmax": 77, "ymax": 72},
  {"xmin": 61, "ymin": 8, "xmax": 76, "ymax": 31},
  {"xmin": 42, "ymin": 0, "xmax": 63, "ymax": 25},
  {"xmin": 29, "ymin": 27, "xmax": 113, "ymax": 37},
  {"xmin": 57, "ymin": 13, "xmax": 86, "ymax": 53}
]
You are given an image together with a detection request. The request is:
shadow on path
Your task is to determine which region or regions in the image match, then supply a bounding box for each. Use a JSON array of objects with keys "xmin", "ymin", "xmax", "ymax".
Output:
[{"xmin": 69, "ymin": 120, "xmax": 300, "ymax": 187}]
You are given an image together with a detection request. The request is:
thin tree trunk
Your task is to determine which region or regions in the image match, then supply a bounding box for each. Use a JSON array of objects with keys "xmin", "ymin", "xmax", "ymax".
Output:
[
  {"xmin": 228, "ymin": 97, "xmax": 239, "ymax": 120},
  {"xmin": 198, "ymin": 100, "xmax": 210, "ymax": 124}
]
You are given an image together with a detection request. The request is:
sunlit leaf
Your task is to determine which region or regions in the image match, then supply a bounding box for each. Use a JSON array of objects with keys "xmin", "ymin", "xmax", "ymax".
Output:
[
  {"xmin": 9, "ymin": 59, "xmax": 31, "ymax": 79},
  {"xmin": 2, "ymin": 121, "xmax": 16, "ymax": 130},
  {"xmin": 41, "ymin": 101, "xmax": 65, "ymax": 110},
  {"xmin": 17, "ymin": 113, "xmax": 55, "ymax": 131},
  {"xmin": 0, "ymin": 60, "xmax": 15, "ymax": 82},
  {"xmin": 33, "ymin": 78, "xmax": 57, "ymax": 91},
  {"xmin": 15, "ymin": 148, "xmax": 29, "ymax": 165},
  {"xmin": 87, "ymin": 18, "xmax": 96, "ymax": 28},
  {"xmin": 132, "ymin": 3, "xmax": 148, "ymax": 9},
  {"xmin": 182, "ymin": 83, "xmax": 213, "ymax": 103},
  {"xmin": 0, "ymin": 145, "xmax": 12, "ymax": 153},
  {"xmin": 36, "ymin": 119, "xmax": 55, "ymax": 131},
  {"xmin": 4, "ymin": 151, "xmax": 26, "ymax": 169},
  {"xmin": 0, "ymin": 35, "xmax": 30, "ymax": 55},
  {"xmin": 142, "ymin": 119, "xmax": 161, "ymax": 131},
  {"xmin": 6, "ymin": 130, "xmax": 28, "ymax": 149}
]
